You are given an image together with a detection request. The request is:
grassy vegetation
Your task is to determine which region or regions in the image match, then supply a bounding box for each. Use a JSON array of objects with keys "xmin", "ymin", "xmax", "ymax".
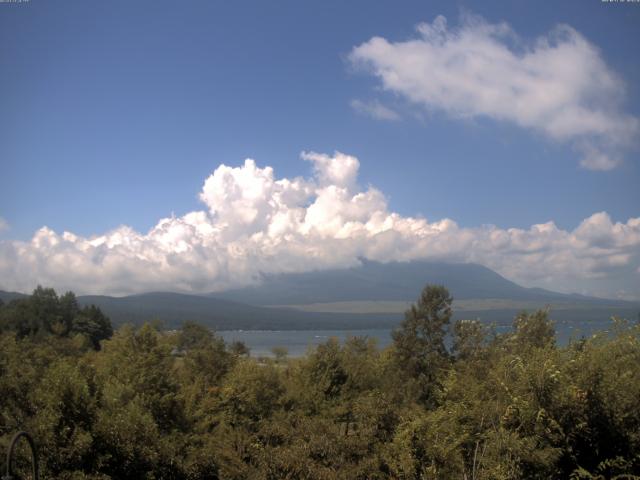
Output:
[{"xmin": 1, "ymin": 286, "xmax": 639, "ymax": 479}]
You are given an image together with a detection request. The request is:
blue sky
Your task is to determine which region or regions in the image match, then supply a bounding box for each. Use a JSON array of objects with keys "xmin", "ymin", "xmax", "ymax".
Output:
[{"xmin": 0, "ymin": 0, "xmax": 639, "ymax": 298}]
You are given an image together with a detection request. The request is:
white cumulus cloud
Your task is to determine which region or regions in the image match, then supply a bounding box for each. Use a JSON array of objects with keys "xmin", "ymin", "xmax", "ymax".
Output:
[
  {"xmin": 349, "ymin": 13, "xmax": 639, "ymax": 170},
  {"xmin": 0, "ymin": 152, "xmax": 638, "ymax": 297}
]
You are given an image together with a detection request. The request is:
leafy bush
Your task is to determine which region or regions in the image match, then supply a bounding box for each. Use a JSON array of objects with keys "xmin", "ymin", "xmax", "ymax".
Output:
[{"xmin": 1, "ymin": 286, "xmax": 639, "ymax": 479}]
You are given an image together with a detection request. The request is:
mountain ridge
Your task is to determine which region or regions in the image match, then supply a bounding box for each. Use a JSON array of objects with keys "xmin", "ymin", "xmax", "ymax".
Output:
[
  {"xmin": 2, "ymin": 261, "xmax": 637, "ymax": 330},
  {"xmin": 211, "ymin": 260, "xmax": 635, "ymax": 306}
]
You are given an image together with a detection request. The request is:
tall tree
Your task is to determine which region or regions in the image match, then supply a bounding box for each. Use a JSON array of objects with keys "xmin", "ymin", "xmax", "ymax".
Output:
[
  {"xmin": 57, "ymin": 291, "xmax": 80, "ymax": 335},
  {"xmin": 392, "ymin": 284, "xmax": 453, "ymax": 406},
  {"xmin": 71, "ymin": 305, "xmax": 113, "ymax": 349}
]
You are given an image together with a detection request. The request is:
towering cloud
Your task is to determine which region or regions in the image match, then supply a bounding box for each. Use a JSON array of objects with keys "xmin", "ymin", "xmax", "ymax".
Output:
[
  {"xmin": 0, "ymin": 152, "xmax": 638, "ymax": 297},
  {"xmin": 349, "ymin": 13, "xmax": 639, "ymax": 170}
]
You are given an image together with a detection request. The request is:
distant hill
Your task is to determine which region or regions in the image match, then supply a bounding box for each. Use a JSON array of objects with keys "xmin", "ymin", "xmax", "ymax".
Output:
[
  {"xmin": 209, "ymin": 260, "xmax": 638, "ymax": 327},
  {"xmin": 0, "ymin": 289, "xmax": 397, "ymax": 330},
  {"xmin": 1, "ymin": 261, "xmax": 637, "ymax": 330},
  {"xmin": 213, "ymin": 260, "xmax": 632, "ymax": 307},
  {"xmin": 0, "ymin": 290, "xmax": 27, "ymax": 303},
  {"xmin": 75, "ymin": 292, "xmax": 397, "ymax": 330}
]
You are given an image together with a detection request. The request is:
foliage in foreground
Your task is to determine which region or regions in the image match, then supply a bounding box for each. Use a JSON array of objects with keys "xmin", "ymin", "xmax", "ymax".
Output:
[{"xmin": 1, "ymin": 286, "xmax": 639, "ymax": 479}]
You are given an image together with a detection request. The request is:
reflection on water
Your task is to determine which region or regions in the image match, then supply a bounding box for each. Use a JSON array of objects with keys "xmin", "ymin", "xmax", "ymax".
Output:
[{"xmin": 219, "ymin": 318, "xmax": 619, "ymax": 358}]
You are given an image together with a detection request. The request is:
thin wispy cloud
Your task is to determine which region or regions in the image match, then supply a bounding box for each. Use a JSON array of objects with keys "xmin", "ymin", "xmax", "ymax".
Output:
[
  {"xmin": 0, "ymin": 218, "xmax": 8, "ymax": 233},
  {"xmin": 0, "ymin": 153, "xmax": 638, "ymax": 297},
  {"xmin": 349, "ymin": 13, "xmax": 639, "ymax": 170},
  {"xmin": 350, "ymin": 99, "xmax": 400, "ymax": 121}
]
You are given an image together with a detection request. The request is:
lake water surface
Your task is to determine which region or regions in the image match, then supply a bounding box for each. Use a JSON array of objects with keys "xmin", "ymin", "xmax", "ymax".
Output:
[{"xmin": 219, "ymin": 317, "xmax": 620, "ymax": 357}]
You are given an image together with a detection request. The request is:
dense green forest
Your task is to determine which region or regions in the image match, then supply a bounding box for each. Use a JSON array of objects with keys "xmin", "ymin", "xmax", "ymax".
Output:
[{"xmin": 1, "ymin": 286, "xmax": 639, "ymax": 479}]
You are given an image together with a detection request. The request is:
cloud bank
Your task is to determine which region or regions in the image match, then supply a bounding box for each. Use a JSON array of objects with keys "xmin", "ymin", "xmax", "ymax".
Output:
[
  {"xmin": 0, "ymin": 152, "xmax": 638, "ymax": 298},
  {"xmin": 349, "ymin": 13, "xmax": 639, "ymax": 170}
]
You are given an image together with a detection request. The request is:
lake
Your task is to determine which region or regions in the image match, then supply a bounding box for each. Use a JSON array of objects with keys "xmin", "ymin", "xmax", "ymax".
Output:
[{"xmin": 219, "ymin": 317, "xmax": 622, "ymax": 357}]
